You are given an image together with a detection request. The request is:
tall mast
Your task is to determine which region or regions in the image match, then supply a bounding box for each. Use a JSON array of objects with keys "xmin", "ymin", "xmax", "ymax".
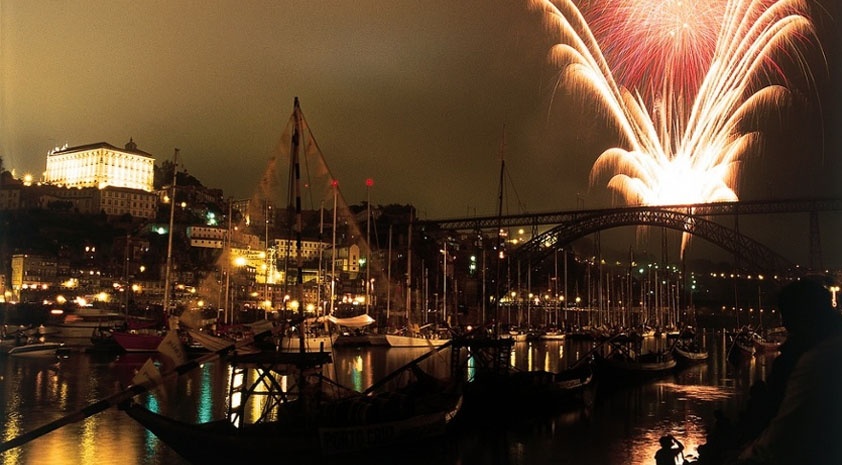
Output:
[
  {"xmin": 494, "ymin": 130, "xmax": 505, "ymax": 332},
  {"xmin": 162, "ymin": 148, "xmax": 179, "ymax": 319},
  {"xmin": 330, "ymin": 180, "xmax": 338, "ymax": 318},
  {"xmin": 386, "ymin": 224, "xmax": 392, "ymax": 323},
  {"xmin": 318, "ymin": 200, "xmax": 324, "ymax": 323},
  {"xmin": 405, "ymin": 209, "xmax": 413, "ymax": 326},
  {"xmin": 290, "ymin": 97, "xmax": 305, "ymax": 354}
]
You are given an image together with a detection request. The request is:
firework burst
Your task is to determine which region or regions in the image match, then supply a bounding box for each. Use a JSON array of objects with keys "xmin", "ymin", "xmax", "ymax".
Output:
[{"xmin": 531, "ymin": 0, "xmax": 822, "ymax": 207}]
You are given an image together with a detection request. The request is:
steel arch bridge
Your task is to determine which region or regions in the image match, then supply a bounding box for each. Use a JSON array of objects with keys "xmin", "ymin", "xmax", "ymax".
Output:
[
  {"xmin": 515, "ymin": 208, "xmax": 787, "ymax": 273},
  {"xmin": 420, "ymin": 198, "xmax": 842, "ymax": 275}
]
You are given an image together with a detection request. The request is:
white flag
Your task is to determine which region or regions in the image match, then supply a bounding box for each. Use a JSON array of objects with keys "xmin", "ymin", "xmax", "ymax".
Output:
[
  {"xmin": 157, "ymin": 330, "xmax": 187, "ymax": 366},
  {"xmin": 132, "ymin": 358, "xmax": 163, "ymax": 387}
]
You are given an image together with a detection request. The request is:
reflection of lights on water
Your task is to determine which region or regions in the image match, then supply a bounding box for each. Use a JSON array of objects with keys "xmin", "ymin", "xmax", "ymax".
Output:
[
  {"xmin": 351, "ymin": 355, "xmax": 364, "ymax": 392},
  {"xmin": 527, "ymin": 343, "xmax": 534, "ymax": 371},
  {"xmin": 198, "ymin": 364, "xmax": 213, "ymax": 423},
  {"xmin": 654, "ymin": 382, "xmax": 735, "ymax": 401},
  {"xmin": 80, "ymin": 410, "xmax": 98, "ymax": 465},
  {"xmin": 143, "ymin": 394, "xmax": 161, "ymax": 455}
]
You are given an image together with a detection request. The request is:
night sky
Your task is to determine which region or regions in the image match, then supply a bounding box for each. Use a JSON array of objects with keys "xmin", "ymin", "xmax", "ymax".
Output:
[{"xmin": 2, "ymin": 1, "xmax": 840, "ymax": 265}]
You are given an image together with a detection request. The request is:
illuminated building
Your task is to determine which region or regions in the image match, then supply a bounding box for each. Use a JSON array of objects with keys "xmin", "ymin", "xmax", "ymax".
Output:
[
  {"xmin": 45, "ymin": 139, "xmax": 155, "ymax": 192},
  {"xmin": 35, "ymin": 139, "xmax": 158, "ymax": 218},
  {"xmin": 188, "ymin": 226, "xmax": 226, "ymax": 249},
  {"xmin": 10, "ymin": 254, "xmax": 57, "ymax": 301}
]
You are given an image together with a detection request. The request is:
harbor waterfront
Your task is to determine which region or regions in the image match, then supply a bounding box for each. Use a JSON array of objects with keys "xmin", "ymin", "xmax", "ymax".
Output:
[{"xmin": 0, "ymin": 332, "xmax": 773, "ymax": 465}]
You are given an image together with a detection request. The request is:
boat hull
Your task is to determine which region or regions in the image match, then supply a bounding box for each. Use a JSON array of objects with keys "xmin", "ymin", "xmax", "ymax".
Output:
[
  {"xmin": 333, "ymin": 333, "xmax": 389, "ymax": 347},
  {"xmin": 673, "ymin": 346, "xmax": 709, "ymax": 363},
  {"xmin": 278, "ymin": 334, "xmax": 337, "ymax": 352},
  {"xmin": 3, "ymin": 341, "xmax": 64, "ymax": 357},
  {"xmin": 385, "ymin": 334, "xmax": 450, "ymax": 348},
  {"xmin": 123, "ymin": 393, "xmax": 462, "ymax": 463},
  {"xmin": 112, "ymin": 331, "xmax": 165, "ymax": 352}
]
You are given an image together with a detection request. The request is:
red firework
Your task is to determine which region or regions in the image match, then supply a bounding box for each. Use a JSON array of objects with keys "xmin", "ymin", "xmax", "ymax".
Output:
[{"xmin": 578, "ymin": 0, "xmax": 726, "ymax": 101}]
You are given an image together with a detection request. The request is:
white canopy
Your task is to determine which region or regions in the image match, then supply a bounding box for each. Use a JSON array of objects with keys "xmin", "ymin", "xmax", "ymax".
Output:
[{"xmin": 327, "ymin": 314, "xmax": 375, "ymax": 328}]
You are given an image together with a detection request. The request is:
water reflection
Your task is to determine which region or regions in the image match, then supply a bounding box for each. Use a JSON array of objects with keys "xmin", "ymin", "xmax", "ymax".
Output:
[{"xmin": 0, "ymin": 330, "xmax": 771, "ymax": 465}]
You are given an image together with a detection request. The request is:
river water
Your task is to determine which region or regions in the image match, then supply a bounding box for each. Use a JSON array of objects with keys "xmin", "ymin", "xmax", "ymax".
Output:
[{"xmin": 0, "ymin": 331, "xmax": 774, "ymax": 465}]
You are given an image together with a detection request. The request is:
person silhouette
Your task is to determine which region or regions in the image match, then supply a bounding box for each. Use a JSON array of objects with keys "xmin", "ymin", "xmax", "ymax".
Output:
[
  {"xmin": 655, "ymin": 434, "xmax": 685, "ymax": 465},
  {"xmin": 735, "ymin": 279, "xmax": 842, "ymax": 464}
]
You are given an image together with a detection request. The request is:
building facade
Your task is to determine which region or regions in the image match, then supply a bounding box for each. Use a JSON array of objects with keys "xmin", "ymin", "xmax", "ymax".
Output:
[{"xmin": 45, "ymin": 139, "xmax": 155, "ymax": 192}]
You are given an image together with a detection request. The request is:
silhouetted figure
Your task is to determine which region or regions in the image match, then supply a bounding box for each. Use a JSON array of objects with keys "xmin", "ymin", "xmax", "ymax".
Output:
[
  {"xmin": 701, "ymin": 279, "xmax": 842, "ymax": 464},
  {"xmin": 655, "ymin": 434, "xmax": 685, "ymax": 465}
]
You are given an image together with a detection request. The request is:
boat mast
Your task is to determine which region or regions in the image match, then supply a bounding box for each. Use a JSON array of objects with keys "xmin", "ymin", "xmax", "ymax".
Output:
[
  {"xmin": 290, "ymin": 97, "xmax": 306, "ymax": 354},
  {"xmin": 494, "ymin": 131, "xmax": 505, "ymax": 333},
  {"xmin": 386, "ymin": 224, "xmax": 392, "ymax": 323},
  {"xmin": 330, "ymin": 180, "xmax": 338, "ymax": 318},
  {"xmin": 162, "ymin": 148, "xmax": 178, "ymax": 320},
  {"xmin": 405, "ymin": 209, "xmax": 413, "ymax": 327},
  {"xmin": 318, "ymin": 200, "xmax": 324, "ymax": 323}
]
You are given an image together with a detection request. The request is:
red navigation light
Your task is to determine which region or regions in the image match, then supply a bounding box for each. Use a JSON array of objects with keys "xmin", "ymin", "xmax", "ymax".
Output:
[
  {"xmin": 365, "ymin": 178, "xmax": 374, "ymax": 187},
  {"xmin": 331, "ymin": 179, "xmax": 339, "ymax": 187}
]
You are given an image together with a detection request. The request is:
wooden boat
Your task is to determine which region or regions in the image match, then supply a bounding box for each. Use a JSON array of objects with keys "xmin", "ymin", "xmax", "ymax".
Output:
[
  {"xmin": 123, "ymin": 352, "xmax": 462, "ymax": 462},
  {"xmin": 672, "ymin": 341, "xmax": 709, "ymax": 364},
  {"xmin": 465, "ymin": 363, "xmax": 594, "ymax": 418},
  {"xmin": 597, "ymin": 336, "xmax": 677, "ymax": 377},
  {"xmin": 451, "ymin": 331, "xmax": 594, "ymax": 419},
  {"xmin": 599, "ymin": 350, "xmax": 677, "ymax": 374},
  {"xmin": 730, "ymin": 328, "xmax": 756, "ymax": 357},
  {"xmin": 752, "ymin": 327, "xmax": 785, "ymax": 353}
]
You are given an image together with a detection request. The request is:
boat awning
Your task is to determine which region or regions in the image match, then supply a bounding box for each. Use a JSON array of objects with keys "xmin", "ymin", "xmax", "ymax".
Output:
[{"xmin": 328, "ymin": 314, "xmax": 375, "ymax": 328}]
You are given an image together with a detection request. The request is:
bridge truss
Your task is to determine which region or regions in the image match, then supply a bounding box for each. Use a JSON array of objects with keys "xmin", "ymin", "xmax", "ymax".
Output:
[{"xmin": 419, "ymin": 198, "xmax": 842, "ymax": 274}]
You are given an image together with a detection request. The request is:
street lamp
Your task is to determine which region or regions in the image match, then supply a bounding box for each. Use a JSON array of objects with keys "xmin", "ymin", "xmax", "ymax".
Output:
[{"xmin": 365, "ymin": 178, "xmax": 373, "ymax": 316}]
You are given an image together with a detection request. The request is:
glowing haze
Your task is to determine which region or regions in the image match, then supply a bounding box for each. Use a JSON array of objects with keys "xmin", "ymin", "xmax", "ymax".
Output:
[{"xmin": 531, "ymin": 0, "xmax": 821, "ymax": 207}]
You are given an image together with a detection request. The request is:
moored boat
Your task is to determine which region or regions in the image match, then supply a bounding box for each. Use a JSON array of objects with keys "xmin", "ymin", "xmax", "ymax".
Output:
[
  {"xmin": 385, "ymin": 332, "xmax": 450, "ymax": 348},
  {"xmin": 596, "ymin": 336, "xmax": 677, "ymax": 378},
  {"xmin": 111, "ymin": 329, "xmax": 166, "ymax": 352},
  {"xmin": 2, "ymin": 340, "xmax": 65, "ymax": 357},
  {"xmin": 122, "ymin": 352, "xmax": 462, "ymax": 462},
  {"xmin": 539, "ymin": 329, "xmax": 566, "ymax": 341},
  {"xmin": 454, "ymin": 333, "xmax": 593, "ymax": 419},
  {"xmin": 46, "ymin": 306, "xmax": 126, "ymax": 347},
  {"xmin": 672, "ymin": 342, "xmax": 710, "ymax": 364},
  {"xmin": 598, "ymin": 350, "xmax": 677, "ymax": 374},
  {"xmin": 752, "ymin": 327, "xmax": 786, "ymax": 353}
]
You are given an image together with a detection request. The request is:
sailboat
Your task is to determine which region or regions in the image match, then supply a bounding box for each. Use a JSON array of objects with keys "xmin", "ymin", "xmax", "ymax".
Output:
[
  {"xmin": 385, "ymin": 211, "xmax": 451, "ymax": 349},
  {"xmin": 122, "ymin": 98, "xmax": 464, "ymax": 461}
]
